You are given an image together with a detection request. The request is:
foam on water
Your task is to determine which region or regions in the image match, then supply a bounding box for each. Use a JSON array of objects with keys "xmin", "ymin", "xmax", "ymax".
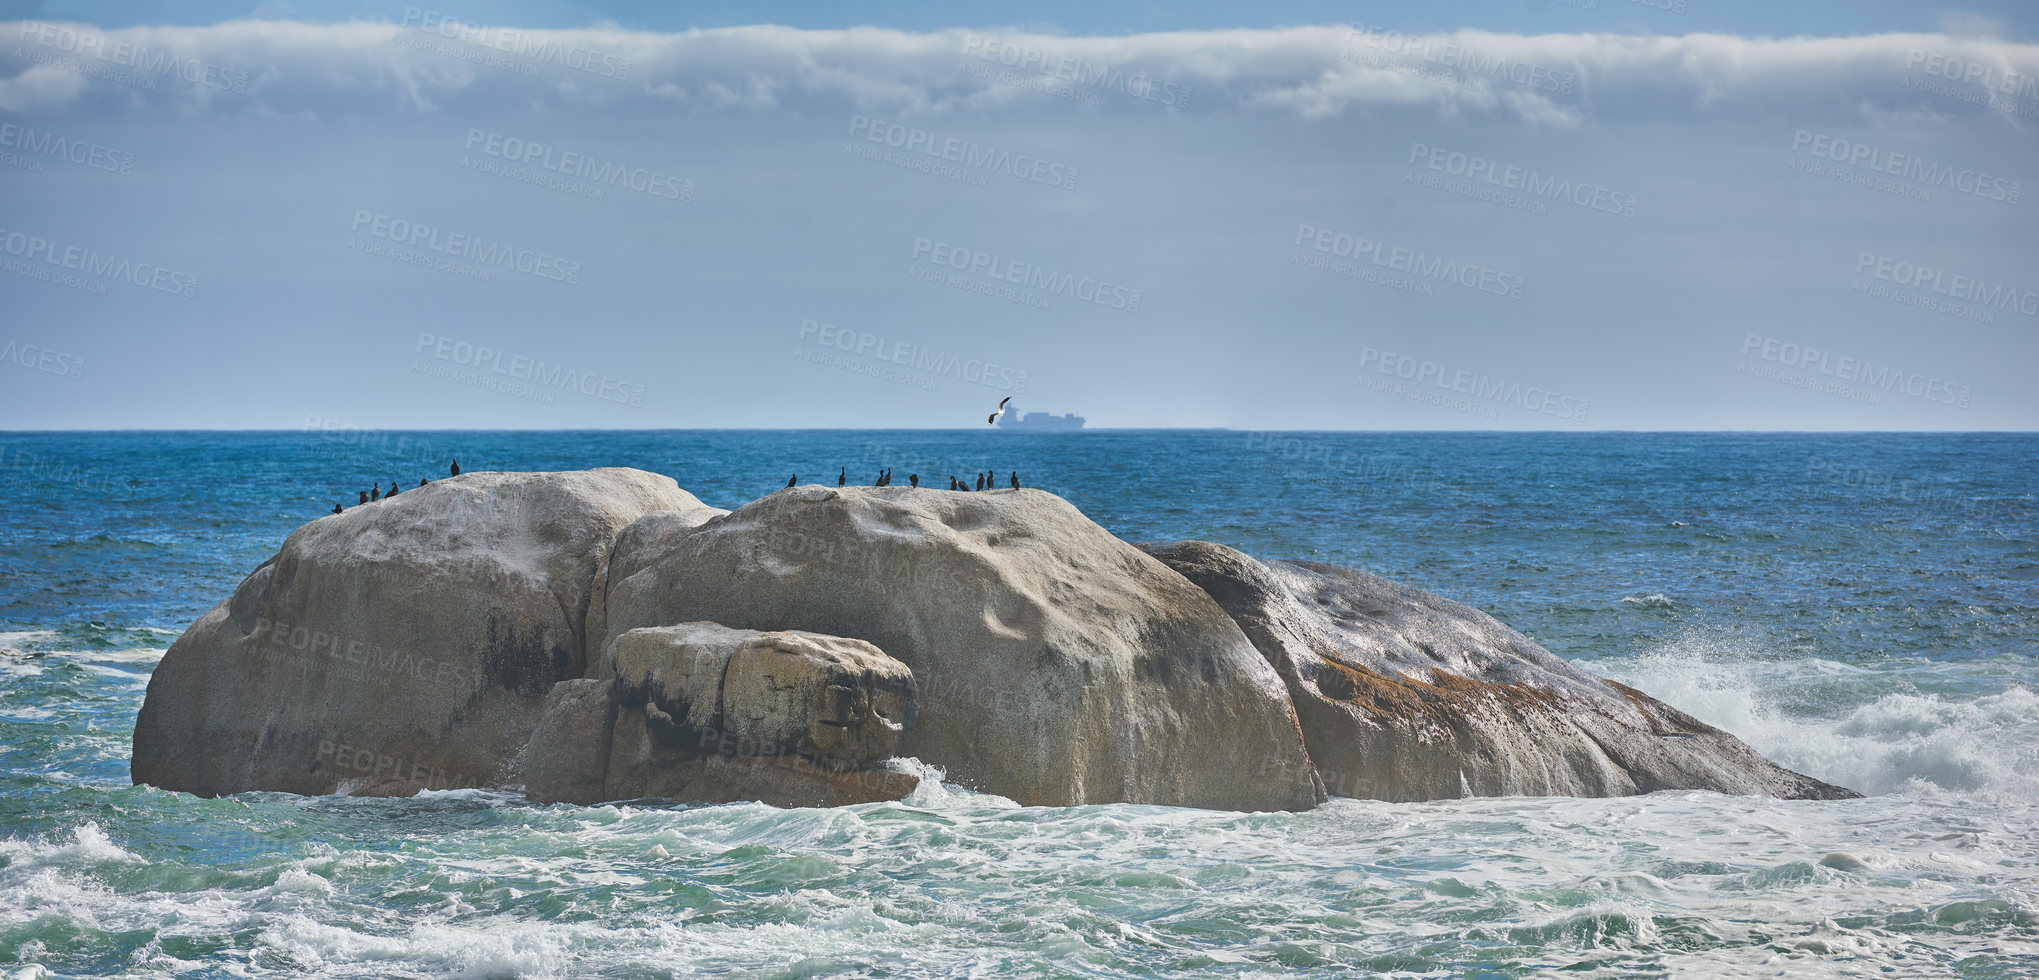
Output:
[
  {"xmin": 0, "ymin": 632, "xmax": 58, "ymax": 652},
  {"xmin": 1581, "ymin": 628, "xmax": 2039, "ymax": 802}
]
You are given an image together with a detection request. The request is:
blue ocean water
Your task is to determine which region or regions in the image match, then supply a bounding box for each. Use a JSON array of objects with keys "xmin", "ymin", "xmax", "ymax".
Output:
[{"xmin": 0, "ymin": 429, "xmax": 2034, "ymax": 978}]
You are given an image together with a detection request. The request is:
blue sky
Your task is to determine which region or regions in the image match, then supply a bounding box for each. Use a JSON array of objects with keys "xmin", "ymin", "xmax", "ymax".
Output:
[{"xmin": 0, "ymin": 3, "xmax": 2034, "ymax": 429}]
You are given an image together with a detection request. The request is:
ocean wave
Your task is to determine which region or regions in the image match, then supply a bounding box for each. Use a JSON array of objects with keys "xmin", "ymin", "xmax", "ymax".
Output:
[
  {"xmin": 42, "ymin": 534, "xmax": 172, "ymax": 551},
  {"xmin": 1581, "ymin": 630, "xmax": 2039, "ymax": 802},
  {"xmin": 0, "ymin": 631, "xmax": 59, "ymax": 652}
]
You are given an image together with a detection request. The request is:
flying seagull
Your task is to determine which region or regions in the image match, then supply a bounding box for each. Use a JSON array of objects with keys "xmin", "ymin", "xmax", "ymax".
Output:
[{"xmin": 987, "ymin": 396, "xmax": 1011, "ymax": 425}]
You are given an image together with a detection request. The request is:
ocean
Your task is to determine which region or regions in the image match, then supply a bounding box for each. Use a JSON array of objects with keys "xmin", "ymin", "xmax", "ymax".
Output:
[{"xmin": 0, "ymin": 429, "xmax": 2033, "ymax": 978}]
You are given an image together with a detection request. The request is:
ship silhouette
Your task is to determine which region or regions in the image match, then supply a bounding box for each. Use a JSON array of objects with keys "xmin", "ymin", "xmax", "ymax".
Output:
[{"xmin": 995, "ymin": 405, "xmax": 1085, "ymax": 430}]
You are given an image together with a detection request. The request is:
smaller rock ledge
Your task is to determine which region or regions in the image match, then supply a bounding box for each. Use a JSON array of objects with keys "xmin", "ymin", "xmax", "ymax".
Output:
[{"xmin": 523, "ymin": 622, "xmax": 920, "ymax": 806}]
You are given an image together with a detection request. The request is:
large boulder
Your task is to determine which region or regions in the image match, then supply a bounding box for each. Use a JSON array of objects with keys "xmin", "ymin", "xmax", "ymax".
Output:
[
  {"xmin": 524, "ymin": 623, "xmax": 921, "ymax": 806},
  {"xmin": 598, "ymin": 485, "xmax": 1324, "ymax": 810},
  {"xmin": 132, "ymin": 469, "xmax": 726, "ymax": 797},
  {"xmin": 1140, "ymin": 540, "xmax": 1857, "ymax": 802}
]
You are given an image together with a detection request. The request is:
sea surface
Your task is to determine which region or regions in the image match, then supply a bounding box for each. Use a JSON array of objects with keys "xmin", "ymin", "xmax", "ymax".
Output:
[{"xmin": 0, "ymin": 429, "xmax": 2034, "ymax": 979}]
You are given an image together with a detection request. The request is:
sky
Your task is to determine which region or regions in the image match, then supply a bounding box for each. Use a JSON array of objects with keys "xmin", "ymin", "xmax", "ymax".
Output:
[{"xmin": 0, "ymin": 2, "xmax": 2034, "ymax": 430}]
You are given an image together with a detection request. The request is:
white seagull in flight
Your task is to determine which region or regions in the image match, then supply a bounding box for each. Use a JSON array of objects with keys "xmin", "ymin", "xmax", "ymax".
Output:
[{"xmin": 987, "ymin": 396, "xmax": 1011, "ymax": 425}]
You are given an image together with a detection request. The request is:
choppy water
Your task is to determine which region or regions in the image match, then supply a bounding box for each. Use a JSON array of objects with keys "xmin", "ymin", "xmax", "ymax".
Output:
[{"xmin": 1, "ymin": 430, "xmax": 2034, "ymax": 978}]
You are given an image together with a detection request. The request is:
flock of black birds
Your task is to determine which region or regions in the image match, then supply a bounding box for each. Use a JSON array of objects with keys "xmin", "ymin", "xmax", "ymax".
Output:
[
  {"xmin": 787, "ymin": 468, "xmax": 1021, "ymax": 492},
  {"xmin": 331, "ymin": 459, "xmax": 459, "ymax": 515},
  {"xmin": 779, "ymin": 400, "xmax": 1029, "ymax": 495},
  {"xmin": 331, "ymin": 403, "xmax": 1030, "ymax": 515}
]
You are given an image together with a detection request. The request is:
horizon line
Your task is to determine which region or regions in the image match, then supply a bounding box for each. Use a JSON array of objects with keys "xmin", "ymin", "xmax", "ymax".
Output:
[{"xmin": 5, "ymin": 427, "xmax": 2038, "ymax": 435}]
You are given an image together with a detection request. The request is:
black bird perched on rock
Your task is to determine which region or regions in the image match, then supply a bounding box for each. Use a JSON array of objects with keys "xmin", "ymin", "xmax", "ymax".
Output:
[
  {"xmin": 909, "ymin": 474, "xmax": 919, "ymax": 488},
  {"xmin": 876, "ymin": 469, "xmax": 891, "ymax": 487},
  {"xmin": 838, "ymin": 468, "xmax": 846, "ymax": 486},
  {"xmin": 450, "ymin": 459, "xmax": 460, "ymax": 476},
  {"xmin": 370, "ymin": 482, "xmax": 381, "ymax": 501},
  {"xmin": 332, "ymin": 503, "xmax": 343, "ymax": 515},
  {"xmin": 1010, "ymin": 471, "xmax": 1019, "ymax": 489},
  {"xmin": 787, "ymin": 474, "xmax": 798, "ymax": 488},
  {"xmin": 419, "ymin": 477, "xmax": 429, "ymax": 487},
  {"xmin": 359, "ymin": 490, "xmax": 369, "ymax": 505},
  {"xmin": 975, "ymin": 473, "xmax": 985, "ymax": 491},
  {"xmin": 386, "ymin": 479, "xmax": 399, "ymax": 497}
]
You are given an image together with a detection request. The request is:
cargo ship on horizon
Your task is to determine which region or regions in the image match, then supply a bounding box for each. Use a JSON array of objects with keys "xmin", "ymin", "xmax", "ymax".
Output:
[{"xmin": 996, "ymin": 406, "xmax": 1086, "ymax": 430}]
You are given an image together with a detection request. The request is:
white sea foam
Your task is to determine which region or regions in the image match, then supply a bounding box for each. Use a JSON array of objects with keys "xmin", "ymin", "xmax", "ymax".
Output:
[
  {"xmin": 0, "ymin": 631, "xmax": 58, "ymax": 652},
  {"xmin": 1582, "ymin": 629, "xmax": 2039, "ymax": 802}
]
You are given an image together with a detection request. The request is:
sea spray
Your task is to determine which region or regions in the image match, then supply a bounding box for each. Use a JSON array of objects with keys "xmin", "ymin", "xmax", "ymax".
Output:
[{"xmin": 1580, "ymin": 627, "xmax": 2039, "ymax": 801}]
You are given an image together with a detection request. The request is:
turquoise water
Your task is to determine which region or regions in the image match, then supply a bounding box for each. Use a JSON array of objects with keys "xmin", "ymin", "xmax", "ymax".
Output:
[{"xmin": 1, "ymin": 430, "xmax": 2035, "ymax": 978}]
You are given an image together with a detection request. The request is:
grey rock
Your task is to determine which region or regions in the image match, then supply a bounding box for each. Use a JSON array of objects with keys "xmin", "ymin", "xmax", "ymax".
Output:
[
  {"xmin": 525, "ymin": 624, "xmax": 921, "ymax": 807},
  {"xmin": 599, "ymin": 486, "xmax": 1323, "ymax": 810},
  {"xmin": 132, "ymin": 468, "xmax": 725, "ymax": 797},
  {"xmin": 1140, "ymin": 540, "xmax": 1857, "ymax": 801}
]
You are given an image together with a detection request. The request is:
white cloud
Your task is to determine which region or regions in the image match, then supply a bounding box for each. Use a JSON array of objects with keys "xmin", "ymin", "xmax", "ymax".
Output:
[{"xmin": 0, "ymin": 20, "xmax": 2033, "ymax": 126}]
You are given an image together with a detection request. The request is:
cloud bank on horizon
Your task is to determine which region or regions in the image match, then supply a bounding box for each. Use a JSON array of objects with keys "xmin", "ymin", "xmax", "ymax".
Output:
[{"xmin": 0, "ymin": 16, "xmax": 2034, "ymax": 430}]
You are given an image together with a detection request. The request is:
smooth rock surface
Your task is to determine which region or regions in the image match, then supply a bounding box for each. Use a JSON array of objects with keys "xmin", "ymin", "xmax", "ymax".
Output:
[
  {"xmin": 599, "ymin": 485, "xmax": 1324, "ymax": 810},
  {"xmin": 133, "ymin": 469, "xmax": 725, "ymax": 797},
  {"xmin": 607, "ymin": 623, "xmax": 916, "ymax": 771},
  {"xmin": 525, "ymin": 624, "xmax": 920, "ymax": 806},
  {"xmin": 1140, "ymin": 540, "xmax": 1858, "ymax": 801},
  {"xmin": 520, "ymin": 678, "xmax": 619, "ymax": 805}
]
